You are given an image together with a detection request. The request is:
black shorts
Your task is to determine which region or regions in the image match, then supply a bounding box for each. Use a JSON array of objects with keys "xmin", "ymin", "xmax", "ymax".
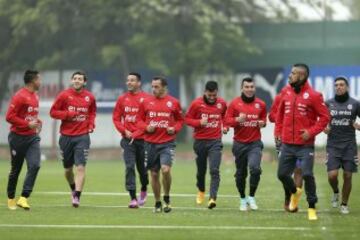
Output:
[
  {"xmin": 326, "ymin": 142, "xmax": 358, "ymax": 173},
  {"xmin": 144, "ymin": 141, "xmax": 175, "ymax": 171},
  {"xmin": 59, "ymin": 134, "xmax": 90, "ymax": 168}
]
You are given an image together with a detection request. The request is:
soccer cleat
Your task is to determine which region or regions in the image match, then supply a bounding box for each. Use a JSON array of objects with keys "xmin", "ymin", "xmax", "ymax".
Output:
[
  {"xmin": 308, "ymin": 208, "xmax": 318, "ymax": 221},
  {"xmin": 138, "ymin": 191, "xmax": 147, "ymax": 206},
  {"xmin": 164, "ymin": 203, "xmax": 172, "ymax": 213},
  {"xmin": 331, "ymin": 193, "xmax": 339, "ymax": 208},
  {"xmin": 289, "ymin": 188, "xmax": 302, "ymax": 212},
  {"xmin": 196, "ymin": 191, "xmax": 205, "ymax": 205},
  {"xmin": 207, "ymin": 198, "xmax": 216, "ymax": 209},
  {"xmin": 153, "ymin": 202, "xmax": 162, "ymax": 213},
  {"xmin": 239, "ymin": 198, "xmax": 248, "ymax": 211},
  {"xmin": 340, "ymin": 205, "xmax": 349, "ymax": 214},
  {"xmin": 7, "ymin": 198, "xmax": 17, "ymax": 210},
  {"xmin": 16, "ymin": 197, "xmax": 30, "ymax": 210},
  {"xmin": 128, "ymin": 199, "xmax": 139, "ymax": 209},
  {"xmin": 247, "ymin": 196, "xmax": 258, "ymax": 210},
  {"xmin": 72, "ymin": 194, "xmax": 80, "ymax": 208}
]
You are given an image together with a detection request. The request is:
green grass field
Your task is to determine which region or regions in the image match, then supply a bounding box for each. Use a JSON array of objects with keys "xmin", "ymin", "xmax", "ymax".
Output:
[{"xmin": 0, "ymin": 156, "xmax": 359, "ymax": 240}]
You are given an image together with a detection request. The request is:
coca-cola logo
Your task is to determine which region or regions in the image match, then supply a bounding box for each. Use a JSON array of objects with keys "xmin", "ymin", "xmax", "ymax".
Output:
[
  {"xmin": 149, "ymin": 120, "xmax": 169, "ymax": 128},
  {"xmin": 331, "ymin": 118, "xmax": 350, "ymax": 126}
]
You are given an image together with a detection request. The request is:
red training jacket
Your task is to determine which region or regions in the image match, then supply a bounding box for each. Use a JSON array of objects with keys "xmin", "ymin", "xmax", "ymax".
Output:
[
  {"xmin": 50, "ymin": 88, "xmax": 97, "ymax": 136},
  {"xmin": 136, "ymin": 94, "xmax": 184, "ymax": 144},
  {"xmin": 6, "ymin": 87, "xmax": 41, "ymax": 135},
  {"xmin": 185, "ymin": 96, "xmax": 227, "ymax": 140},
  {"xmin": 275, "ymin": 81, "xmax": 330, "ymax": 145},
  {"xmin": 112, "ymin": 91, "xmax": 150, "ymax": 140},
  {"xmin": 225, "ymin": 96, "xmax": 267, "ymax": 143}
]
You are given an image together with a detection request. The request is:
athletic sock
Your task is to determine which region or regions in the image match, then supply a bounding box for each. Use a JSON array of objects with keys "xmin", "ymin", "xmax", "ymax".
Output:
[
  {"xmin": 163, "ymin": 195, "xmax": 170, "ymax": 204},
  {"xmin": 129, "ymin": 190, "xmax": 136, "ymax": 200},
  {"xmin": 141, "ymin": 186, "xmax": 147, "ymax": 192},
  {"xmin": 70, "ymin": 183, "xmax": 76, "ymax": 192},
  {"xmin": 341, "ymin": 202, "xmax": 347, "ymax": 206},
  {"xmin": 155, "ymin": 201, "xmax": 162, "ymax": 208},
  {"xmin": 308, "ymin": 202, "xmax": 315, "ymax": 208},
  {"xmin": 75, "ymin": 191, "xmax": 82, "ymax": 199}
]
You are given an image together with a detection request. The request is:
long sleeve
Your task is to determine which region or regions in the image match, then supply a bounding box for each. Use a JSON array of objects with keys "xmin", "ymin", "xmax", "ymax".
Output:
[
  {"xmin": 275, "ymin": 98, "xmax": 285, "ymax": 138},
  {"xmin": 112, "ymin": 98, "xmax": 125, "ymax": 134},
  {"xmin": 88, "ymin": 96, "xmax": 97, "ymax": 130},
  {"xmin": 6, "ymin": 95, "xmax": 29, "ymax": 129},
  {"xmin": 269, "ymin": 94, "xmax": 281, "ymax": 123},
  {"xmin": 225, "ymin": 101, "xmax": 238, "ymax": 127},
  {"xmin": 308, "ymin": 93, "xmax": 330, "ymax": 137},
  {"xmin": 50, "ymin": 93, "xmax": 71, "ymax": 120},
  {"xmin": 184, "ymin": 101, "xmax": 201, "ymax": 128},
  {"xmin": 173, "ymin": 101, "xmax": 184, "ymax": 133}
]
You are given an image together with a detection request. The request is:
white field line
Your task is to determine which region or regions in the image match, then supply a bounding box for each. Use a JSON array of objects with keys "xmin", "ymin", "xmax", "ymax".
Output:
[{"xmin": 0, "ymin": 224, "xmax": 312, "ymax": 231}]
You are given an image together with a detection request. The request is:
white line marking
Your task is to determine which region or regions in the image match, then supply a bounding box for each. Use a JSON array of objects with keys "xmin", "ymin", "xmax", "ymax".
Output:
[
  {"xmin": 36, "ymin": 191, "xmax": 239, "ymax": 198},
  {"xmin": 0, "ymin": 224, "xmax": 311, "ymax": 231}
]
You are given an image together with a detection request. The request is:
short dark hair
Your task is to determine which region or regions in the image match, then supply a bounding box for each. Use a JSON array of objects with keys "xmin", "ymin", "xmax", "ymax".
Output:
[
  {"xmin": 241, "ymin": 77, "xmax": 254, "ymax": 87},
  {"xmin": 205, "ymin": 81, "xmax": 218, "ymax": 92},
  {"xmin": 72, "ymin": 71, "xmax": 87, "ymax": 81},
  {"xmin": 128, "ymin": 72, "xmax": 141, "ymax": 81},
  {"xmin": 152, "ymin": 76, "xmax": 168, "ymax": 87},
  {"xmin": 293, "ymin": 63, "xmax": 310, "ymax": 79},
  {"xmin": 335, "ymin": 76, "xmax": 349, "ymax": 86},
  {"xmin": 24, "ymin": 70, "xmax": 39, "ymax": 84}
]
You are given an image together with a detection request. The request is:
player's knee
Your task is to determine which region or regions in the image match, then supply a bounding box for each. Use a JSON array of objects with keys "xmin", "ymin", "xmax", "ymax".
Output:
[
  {"xmin": 249, "ymin": 167, "xmax": 261, "ymax": 176},
  {"xmin": 161, "ymin": 165, "xmax": 171, "ymax": 174},
  {"xmin": 209, "ymin": 167, "xmax": 219, "ymax": 177},
  {"xmin": 302, "ymin": 173, "xmax": 314, "ymax": 181},
  {"xmin": 235, "ymin": 170, "xmax": 247, "ymax": 179}
]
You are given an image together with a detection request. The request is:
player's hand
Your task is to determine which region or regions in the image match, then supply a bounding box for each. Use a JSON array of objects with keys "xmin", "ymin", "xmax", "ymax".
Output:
[
  {"xmin": 300, "ymin": 129, "xmax": 310, "ymax": 141},
  {"xmin": 36, "ymin": 119, "xmax": 42, "ymax": 133},
  {"xmin": 236, "ymin": 113, "xmax": 246, "ymax": 123},
  {"xmin": 125, "ymin": 129, "xmax": 133, "ymax": 139},
  {"xmin": 200, "ymin": 116, "xmax": 208, "ymax": 127},
  {"xmin": 275, "ymin": 136, "xmax": 281, "ymax": 146},
  {"xmin": 323, "ymin": 125, "xmax": 331, "ymax": 134},
  {"xmin": 167, "ymin": 127, "xmax": 175, "ymax": 135},
  {"xmin": 146, "ymin": 125, "xmax": 155, "ymax": 133},
  {"xmin": 67, "ymin": 111, "xmax": 77, "ymax": 120},
  {"xmin": 353, "ymin": 122, "xmax": 360, "ymax": 130},
  {"xmin": 258, "ymin": 120, "xmax": 266, "ymax": 128},
  {"xmin": 222, "ymin": 127, "xmax": 229, "ymax": 134},
  {"xmin": 28, "ymin": 120, "xmax": 40, "ymax": 130}
]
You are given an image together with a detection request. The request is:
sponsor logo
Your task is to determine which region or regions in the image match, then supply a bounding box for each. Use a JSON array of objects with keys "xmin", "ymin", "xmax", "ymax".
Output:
[
  {"xmin": 303, "ymin": 92, "xmax": 309, "ymax": 99},
  {"xmin": 149, "ymin": 120, "xmax": 169, "ymax": 128},
  {"xmin": 347, "ymin": 104, "xmax": 353, "ymax": 110},
  {"xmin": 11, "ymin": 150, "xmax": 16, "ymax": 156}
]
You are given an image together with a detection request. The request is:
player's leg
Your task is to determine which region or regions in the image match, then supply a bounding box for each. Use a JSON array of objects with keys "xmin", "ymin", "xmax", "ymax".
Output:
[
  {"xmin": 232, "ymin": 141, "xmax": 249, "ymax": 211},
  {"xmin": 326, "ymin": 145, "xmax": 341, "ymax": 208},
  {"xmin": 247, "ymin": 141, "xmax": 263, "ymax": 210},
  {"xmin": 207, "ymin": 139, "xmax": 222, "ymax": 209},
  {"xmin": 193, "ymin": 140, "xmax": 208, "ymax": 204},
  {"xmin": 121, "ymin": 138, "xmax": 138, "ymax": 208},
  {"xmin": 135, "ymin": 140, "xmax": 149, "ymax": 206},
  {"xmin": 160, "ymin": 141, "xmax": 176, "ymax": 213}
]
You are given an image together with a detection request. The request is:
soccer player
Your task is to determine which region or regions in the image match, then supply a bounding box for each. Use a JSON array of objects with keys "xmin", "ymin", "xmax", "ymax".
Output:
[
  {"xmin": 276, "ymin": 63, "xmax": 330, "ymax": 220},
  {"xmin": 5, "ymin": 70, "xmax": 42, "ymax": 210},
  {"xmin": 185, "ymin": 81, "xmax": 228, "ymax": 209},
  {"xmin": 324, "ymin": 76, "xmax": 360, "ymax": 214},
  {"xmin": 50, "ymin": 71, "xmax": 96, "ymax": 208},
  {"xmin": 112, "ymin": 72, "xmax": 149, "ymax": 208},
  {"xmin": 269, "ymin": 89, "xmax": 303, "ymax": 212},
  {"xmin": 225, "ymin": 77, "xmax": 267, "ymax": 211},
  {"xmin": 136, "ymin": 76, "xmax": 184, "ymax": 213}
]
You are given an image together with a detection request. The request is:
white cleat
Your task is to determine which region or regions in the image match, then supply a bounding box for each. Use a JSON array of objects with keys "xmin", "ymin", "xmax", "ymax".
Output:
[
  {"xmin": 340, "ymin": 205, "xmax": 349, "ymax": 214},
  {"xmin": 247, "ymin": 196, "xmax": 258, "ymax": 210},
  {"xmin": 239, "ymin": 198, "xmax": 248, "ymax": 211},
  {"xmin": 331, "ymin": 193, "xmax": 339, "ymax": 208}
]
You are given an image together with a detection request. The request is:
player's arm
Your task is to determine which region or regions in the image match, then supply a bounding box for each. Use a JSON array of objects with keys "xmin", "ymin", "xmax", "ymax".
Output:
[
  {"xmin": 184, "ymin": 101, "xmax": 202, "ymax": 128},
  {"xmin": 275, "ymin": 98, "xmax": 285, "ymax": 139},
  {"xmin": 5, "ymin": 95, "xmax": 31, "ymax": 129},
  {"xmin": 353, "ymin": 101, "xmax": 360, "ymax": 130},
  {"xmin": 50, "ymin": 93, "xmax": 77, "ymax": 120},
  {"xmin": 172, "ymin": 101, "xmax": 184, "ymax": 133},
  {"xmin": 112, "ymin": 97, "xmax": 126, "ymax": 134},
  {"xmin": 224, "ymin": 101, "xmax": 238, "ymax": 127},
  {"xmin": 307, "ymin": 94, "xmax": 330, "ymax": 137},
  {"xmin": 221, "ymin": 102, "xmax": 229, "ymax": 133},
  {"xmin": 268, "ymin": 95, "xmax": 281, "ymax": 123},
  {"xmin": 258, "ymin": 102, "xmax": 267, "ymax": 128},
  {"xmin": 135, "ymin": 101, "xmax": 150, "ymax": 132},
  {"xmin": 88, "ymin": 96, "xmax": 97, "ymax": 133}
]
